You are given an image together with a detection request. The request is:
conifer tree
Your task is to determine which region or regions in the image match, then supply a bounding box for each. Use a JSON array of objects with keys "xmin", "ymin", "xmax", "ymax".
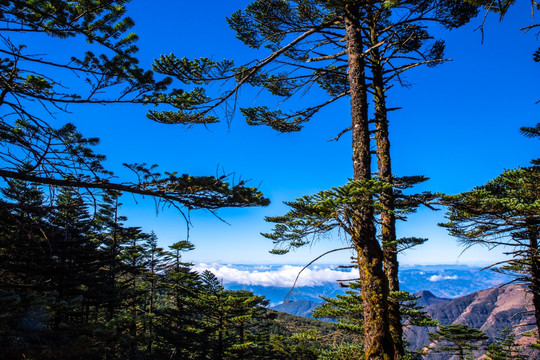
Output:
[
  {"xmin": 141, "ymin": 231, "xmax": 166, "ymax": 355},
  {"xmin": 521, "ymin": 123, "xmax": 540, "ymax": 165},
  {"xmin": 0, "ymin": 182, "xmax": 110, "ymax": 358},
  {"xmin": 0, "ymin": 1, "xmax": 269, "ymax": 215},
  {"xmin": 427, "ymin": 324, "xmax": 487, "ymax": 360},
  {"xmin": 312, "ymin": 280, "xmax": 438, "ymax": 357},
  {"xmin": 441, "ymin": 166, "xmax": 540, "ymax": 341},
  {"xmin": 155, "ymin": 2, "xmax": 478, "ymax": 357},
  {"xmin": 441, "ymin": 121, "xmax": 540, "ymax": 343},
  {"xmin": 0, "ymin": 180, "xmax": 50, "ymax": 292},
  {"xmin": 0, "ymin": 180, "xmax": 54, "ymax": 358},
  {"xmin": 155, "ymin": 240, "xmax": 204, "ymax": 359},
  {"xmin": 0, "ymin": 180, "xmax": 278, "ymax": 359},
  {"xmin": 197, "ymin": 270, "xmax": 274, "ymax": 360},
  {"xmin": 485, "ymin": 328, "xmax": 527, "ymax": 360},
  {"xmin": 44, "ymin": 187, "xmax": 110, "ymax": 356},
  {"xmin": 118, "ymin": 226, "xmax": 152, "ymax": 358}
]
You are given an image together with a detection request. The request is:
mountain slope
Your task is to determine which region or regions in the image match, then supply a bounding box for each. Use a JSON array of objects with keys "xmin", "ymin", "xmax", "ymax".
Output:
[
  {"xmin": 414, "ymin": 290, "xmax": 451, "ymax": 308},
  {"xmin": 406, "ymin": 284, "xmax": 536, "ymax": 351},
  {"xmin": 271, "ymin": 300, "xmax": 321, "ymax": 318}
]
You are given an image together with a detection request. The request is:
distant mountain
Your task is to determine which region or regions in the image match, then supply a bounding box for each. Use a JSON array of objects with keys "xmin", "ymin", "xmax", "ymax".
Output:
[
  {"xmin": 413, "ymin": 290, "xmax": 451, "ymax": 308},
  {"xmin": 221, "ymin": 264, "xmax": 512, "ymax": 306},
  {"xmin": 271, "ymin": 299, "xmax": 322, "ymax": 318},
  {"xmin": 263, "ymin": 282, "xmax": 537, "ymax": 358},
  {"xmin": 226, "ymin": 284, "xmax": 343, "ymax": 306},
  {"xmin": 398, "ymin": 264, "xmax": 511, "ymax": 298},
  {"xmin": 406, "ymin": 284, "xmax": 537, "ymax": 357}
]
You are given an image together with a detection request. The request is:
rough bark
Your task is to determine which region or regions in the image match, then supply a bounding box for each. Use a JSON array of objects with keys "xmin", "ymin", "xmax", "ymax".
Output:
[
  {"xmin": 369, "ymin": 16, "xmax": 404, "ymax": 358},
  {"xmin": 528, "ymin": 224, "xmax": 540, "ymax": 342},
  {"xmin": 345, "ymin": 4, "xmax": 394, "ymax": 359}
]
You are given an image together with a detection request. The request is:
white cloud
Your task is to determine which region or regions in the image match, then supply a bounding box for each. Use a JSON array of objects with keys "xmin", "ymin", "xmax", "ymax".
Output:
[
  {"xmin": 428, "ymin": 274, "xmax": 459, "ymax": 282},
  {"xmin": 193, "ymin": 263, "xmax": 357, "ymax": 287}
]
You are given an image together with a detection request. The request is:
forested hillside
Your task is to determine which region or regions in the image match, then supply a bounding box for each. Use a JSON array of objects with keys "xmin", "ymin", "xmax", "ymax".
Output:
[
  {"xmin": 0, "ymin": 186, "xmax": 356, "ymax": 358},
  {"xmin": 0, "ymin": 1, "xmax": 538, "ymax": 359}
]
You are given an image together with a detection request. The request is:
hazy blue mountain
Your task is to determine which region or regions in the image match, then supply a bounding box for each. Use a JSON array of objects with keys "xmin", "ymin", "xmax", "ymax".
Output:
[
  {"xmin": 398, "ymin": 264, "xmax": 510, "ymax": 298},
  {"xmin": 413, "ymin": 290, "xmax": 451, "ymax": 308},
  {"xmin": 220, "ymin": 264, "xmax": 512, "ymax": 308},
  {"xmin": 271, "ymin": 300, "xmax": 322, "ymax": 318},
  {"xmin": 226, "ymin": 284, "xmax": 341, "ymax": 305}
]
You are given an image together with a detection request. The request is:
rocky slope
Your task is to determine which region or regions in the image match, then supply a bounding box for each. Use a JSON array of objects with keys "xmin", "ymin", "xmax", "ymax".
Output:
[
  {"xmin": 271, "ymin": 284, "xmax": 538, "ymax": 358},
  {"xmin": 406, "ymin": 284, "xmax": 536, "ymax": 354}
]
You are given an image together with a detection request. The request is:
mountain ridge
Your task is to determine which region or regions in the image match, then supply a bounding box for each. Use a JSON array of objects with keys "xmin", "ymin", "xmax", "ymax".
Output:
[
  {"xmin": 268, "ymin": 283, "xmax": 537, "ymax": 357},
  {"xmin": 405, "ymin": 283, "xmax": 536, "ymax": 356}
]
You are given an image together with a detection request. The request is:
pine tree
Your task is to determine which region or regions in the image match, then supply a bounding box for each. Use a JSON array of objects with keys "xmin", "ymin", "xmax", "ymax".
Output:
[
  {"xmin": 154, "ymin": 2, "xmax": 478, "ymax": 357},
  {"xmin": 485, "ymin": 328, "xmax": 527, "ymax": 360},
  {"xmin": 196, "ymin": 270, "xmax": 274, "ymax": 360},
  {"xmin": 312, "ymin": 281, "xmax": 365, "ymax": 337},
  {"xmin": 0, "ymin": 182, "xmax": 109, "ymax": 359},
  {"xmin": 521, "ymin": 122, "xmax": 540, "ymax": 165},
  {"xmin": 427, "ymin": 324, "xmax": 488, "ymax": 360},
  {"xmin": 43, "ymin": 187, "xmax": 107, "ymax": 357},
  {"xmin": 440, "ymin": 124, "xmax": 540, "ymax": 343},
  {"xmin": 47, "ymin": 188, "xmax": 95, "ymax": 318},
  {"xmin": 154, "ymin": 240, "xmax": 204, "ymax": 359},
  {"xmin": 140, "ymin": 231, "xmax": 166, "ymax": 355},
  {"xmin": 312, "ymin": 280, "xmax": 438, "ymax": 357},
  {"xmin": 0, "ymin": 180, "xmax": 54, "ymax": 359},
  {"xmin": 441, "ymin": 166, "xmax": 540, "ymax": 341},
  {"xmin": 0, "ymin": 1, "xmax": 269, "ymax": 214}
]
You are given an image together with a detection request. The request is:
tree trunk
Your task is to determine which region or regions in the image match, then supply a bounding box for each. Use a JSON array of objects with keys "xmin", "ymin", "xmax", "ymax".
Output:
[
  {"xmin": 528, "ymin": 223, "xmax": 540, "ymax": 342},
  {"xmin": 369, "ymin": 17, "xmax": 404, "ymax": 358},
  {"xmin": 458, "ymin": 346, "xmax": 465, "ymax": 360},
  {"xmin": 345, "ymin": 4, "xmax": 394, "ymax": 359}
]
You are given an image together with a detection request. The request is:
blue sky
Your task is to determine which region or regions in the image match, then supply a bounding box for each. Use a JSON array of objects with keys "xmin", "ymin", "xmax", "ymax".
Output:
[{"xmin": 34, "ymin": 1, "xmax": 538, "ymax": 266}]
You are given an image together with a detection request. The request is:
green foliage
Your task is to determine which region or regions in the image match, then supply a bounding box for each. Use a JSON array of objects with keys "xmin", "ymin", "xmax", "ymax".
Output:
[
  {"xmin": 227, "ymin": 0, "xmax": 308, "ymax": 50},
  {"xmin": 427, "ymin": 324, "xmax": 488, "ymax": 360},
  {"xmin": 441, "ymin": 166, "xmax": 540, "ymax": 283},
  {"xmin": 0, "ymin": 0, "xmax": 269, "ymax": 213},
  {"xmin": 146, "ymin": 88, "xmax": 219, "ymax": 125},
  {"xmin": 521, "ymin": 123, "xmax": 540, "ymax": 139},
  {"xmin": 216, "ymin": 0, "xmax": 478, "ymax": 136},
  {"xmin": 317, "ymin": 343, "xmax": 365, "ymax": 360},
  {"xmin": 241, "ymin": 106, "xmax": 307, "ymax": 132},
  {"xmin": 195, "ymin": 271, "xmax": 275, "ymax": 359},
  {"xmin": 312, "ymin": 282, "xmax": 365, "ymax": 335},
  {"xmin": 441, "ymin": 164, "xmax": 540, "ymax": 345},
  {"xmin": 314, "ymin": 65, "xmax": 348, "ymax": 97},
  {"xmin": 521, "ymin": 122, "xmax": 540, "ymax": 165},
  {"xmin": 153, "ymin": 55, "xmax": 235, "ymax": 85},
  {"xmin": 0, "ymin": 184, "xmax": 279, "ymax": 359},
  {"xmin": 239, "ymin": 68, "xmax": 300, "ymax": 97},
  {"xmin": 264, "ymin": 177, "xmax": 433, "ymax": 253},
  {"xmin": 312, "ymin": 282, "xmax": 437, "ymax": 339},
  {"xmin": 485, "ymin": 328, "xmax": 527, "ymax": 360},
  {"xmin": 263, "ymin": 179, "xmax": 390, "ymax": 251},
  {"xmin": 395, "ymin": 291, "xmax": 439, "ymax": 328}
]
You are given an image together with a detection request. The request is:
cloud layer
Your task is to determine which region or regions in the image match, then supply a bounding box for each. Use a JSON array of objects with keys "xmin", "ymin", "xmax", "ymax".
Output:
[
  {"xmin": 193, "ymin": 263, "xmax": 357, "ymax": 287},
  {"xmin": 428, "ymin": 274, "xmax": 459, "ymax": 282}
]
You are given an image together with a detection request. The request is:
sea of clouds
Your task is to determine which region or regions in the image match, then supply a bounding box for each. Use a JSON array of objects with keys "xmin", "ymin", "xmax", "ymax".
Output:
[
  {"xmin": 428, "ymin": 274, "xmax": 459, "ymax": 282},
  {"xmin": 193, "ymin": 263, "xmax": 357, "ymax": 288}
]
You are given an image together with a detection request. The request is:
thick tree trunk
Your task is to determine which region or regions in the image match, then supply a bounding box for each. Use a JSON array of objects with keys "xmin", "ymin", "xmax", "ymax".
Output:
[
  {"xmin": 370, "ymin": 22, "xmax": 404, "ymax": 358},
  {"xmin": 528, "ymin": 224, "xmax": 540, "ymax": 342},
  {"xmin": 345, "ymin": 4, "xmax": 394, "ymax": 359}
]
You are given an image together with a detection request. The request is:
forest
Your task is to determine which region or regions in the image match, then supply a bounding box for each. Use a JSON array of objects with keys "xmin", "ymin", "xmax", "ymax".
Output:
[{"xmin": 0, "ymin": 0, "xmax": 538, "ymax": 359}]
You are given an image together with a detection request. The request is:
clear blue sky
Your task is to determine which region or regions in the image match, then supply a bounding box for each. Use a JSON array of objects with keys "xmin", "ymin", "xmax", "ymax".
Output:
[{"xmin": 46, "ymin": 1, "xmax": 538, "ymax": 265}]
